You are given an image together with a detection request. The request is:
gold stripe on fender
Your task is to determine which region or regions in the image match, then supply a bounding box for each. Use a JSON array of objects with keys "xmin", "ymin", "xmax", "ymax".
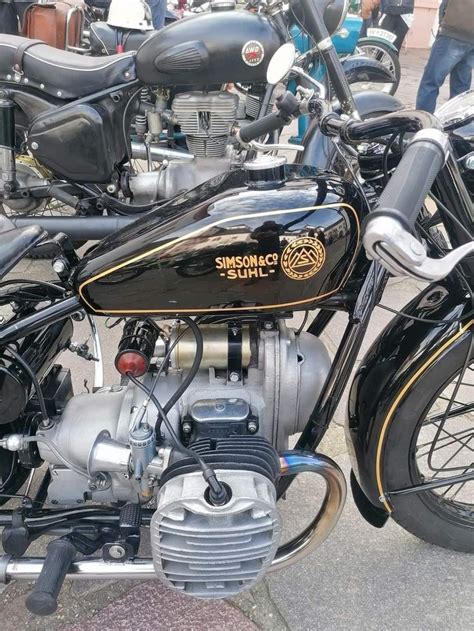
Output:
[
  {"xmin": 376, "ymin": 319, "xmax": 474, "ymax": 513},
  {"xmin": 78, "ymin": 203, "xmax": 360, "ymax": 314}
]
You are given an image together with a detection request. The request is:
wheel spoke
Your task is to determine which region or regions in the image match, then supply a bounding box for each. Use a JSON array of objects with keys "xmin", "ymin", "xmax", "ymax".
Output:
[
  {"xmin": 415, "ymin": 356, "xmax": 474, "ymax": 509},
  {"xmin": 423, "ymin": 402, "xmax": 474, "ymax": 425},
  {"xmin": 429, "ymin": 433, "xmax": 474, "ymax": 476},
  {"xmin": 440, "ymin": 465, "xmax": 474, "ymax": 500},
  {"xmin": 417, "ymin": 427, "xmax": 474, "ymax": 459}
]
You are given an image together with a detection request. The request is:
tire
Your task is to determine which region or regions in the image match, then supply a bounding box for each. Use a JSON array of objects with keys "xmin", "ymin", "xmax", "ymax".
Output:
[
  {"xmin": 355, "ymin": 40, "xmax": 401, "ymax": 96},
  {"xmin": 381, "ymin": 333, "xmax": 474, "ymax": 552}
]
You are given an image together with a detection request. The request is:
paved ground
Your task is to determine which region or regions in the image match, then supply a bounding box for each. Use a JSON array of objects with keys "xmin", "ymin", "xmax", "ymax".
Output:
[{"xmin": 1, "ymin": 49, "xmax": 473, "ymax": 631}]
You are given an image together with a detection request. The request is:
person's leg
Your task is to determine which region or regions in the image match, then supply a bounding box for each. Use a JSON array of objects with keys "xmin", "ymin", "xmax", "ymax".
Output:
[
  {"xmin": 360, "ymin": 18, "xmax": 370, "ymax": 37},
  {"xmin": 371, "ymin": 7, "xmax": 380, "ymax": 26},
  {"xmin": 449, "ymin": 47, "xmax": 474, "ymax": 98},
  {"xmin": 392, "ymin": 16, "xmax": 409, "ymax": 51},
  {"xmin": 146, "ymin": 0, "xmax": 166, "ymax": 29},
  {"xmin": 379, "ymin": 14, "xmax": 396, "ymax": 33},
  {"xmin": 416, "ymin": 36, "xmax": 469, "ymax": 112},
  {"xmin": 378, "ymin": 14, "xmax": 407, "ymax": 50}
]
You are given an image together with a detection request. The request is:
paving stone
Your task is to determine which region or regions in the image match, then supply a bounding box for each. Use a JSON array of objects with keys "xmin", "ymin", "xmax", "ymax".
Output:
[{"xmin": 62, "ymin": 581, "xmax": 258, "ymax": 631}]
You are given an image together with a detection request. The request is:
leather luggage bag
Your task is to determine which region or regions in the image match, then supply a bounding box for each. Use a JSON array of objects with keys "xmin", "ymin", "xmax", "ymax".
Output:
[{"xmin": 23, "ymin": 1, "xmax": 85, "ymax": 50}]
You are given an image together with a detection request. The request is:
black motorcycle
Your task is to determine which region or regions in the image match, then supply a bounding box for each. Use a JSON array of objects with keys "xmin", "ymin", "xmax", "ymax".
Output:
[
  {"xmin": 0, "ymin": 0, "xmax": 473, "ymax": 620},
  {"xmin": 0, "ymin": 0, "xmax": 398, "ymax": 250}
]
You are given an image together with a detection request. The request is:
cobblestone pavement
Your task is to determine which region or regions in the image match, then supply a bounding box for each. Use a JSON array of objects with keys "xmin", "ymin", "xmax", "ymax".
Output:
[{"xmin": 0, "ymin": 48, "xmax": 473, "ymax": 631}]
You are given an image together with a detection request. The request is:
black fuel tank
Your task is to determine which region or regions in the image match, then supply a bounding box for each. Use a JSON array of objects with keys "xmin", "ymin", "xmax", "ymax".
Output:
[
  {"xmin": 75, "ymin": 168, "xmax": 366, "ymax": 316},
  {"xmin": 135, "ymin": 11, "xmax": 284, "ymax": 86}
]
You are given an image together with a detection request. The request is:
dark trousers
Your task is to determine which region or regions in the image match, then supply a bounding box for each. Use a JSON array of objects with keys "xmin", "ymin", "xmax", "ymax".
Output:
[
  {"xmin": 416, "ymin": 35, "xmax": 474, "ymax": 113},
  {"xmin": 379, "ymin": 14, "xmax": 410, "ymax": 51},
  {"xmin": 146, "ymin": 0, "xmax": 166, "ymax": 29}
]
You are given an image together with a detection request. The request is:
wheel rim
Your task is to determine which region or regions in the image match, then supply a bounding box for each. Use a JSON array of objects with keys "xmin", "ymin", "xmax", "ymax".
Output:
[
  {"xmin": 415, "ymin": 360, "xmax": 474, "ymax": 516},
  {"xmin": 353, "ymin": 44, "xmax": 398, "ymax": 94}
]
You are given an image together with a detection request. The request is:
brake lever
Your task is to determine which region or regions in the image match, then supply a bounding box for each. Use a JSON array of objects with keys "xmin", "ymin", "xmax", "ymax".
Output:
[{"xmin": 363, "ymin": 216, "xmax": 474, "ymax": 282}]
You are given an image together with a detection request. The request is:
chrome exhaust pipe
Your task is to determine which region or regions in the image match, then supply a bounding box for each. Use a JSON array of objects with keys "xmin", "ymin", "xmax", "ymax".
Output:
[
  {"xmin": 270, "ymin": 451, "xmax": 346, "ymax": 571},
  {"xmin": 130, "ymin": 142, "xmax": 194, "ymax": 163},
  {"xmin": 0, "ymin": 451, "xmax": 345, "ymax": 584}
]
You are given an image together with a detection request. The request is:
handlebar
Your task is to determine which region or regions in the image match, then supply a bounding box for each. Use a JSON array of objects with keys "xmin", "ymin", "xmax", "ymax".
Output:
[
  {"xmin": 360, "ymin": 126, "xmax": 474, "ymax": 282},
  {"xmin": 239, "ymin": 113, "xmax": 291, "ymax": 144},
  {"xmin": 237, "ymin": 92, "xmax": 301, "ymax": 144},
  {"xmin": 321, "ymin": 109, "xmax": 443, "ymax": 143},
  {"xmin": 369, "ymin": 130, "xmax": 448, "ymax": 231}
]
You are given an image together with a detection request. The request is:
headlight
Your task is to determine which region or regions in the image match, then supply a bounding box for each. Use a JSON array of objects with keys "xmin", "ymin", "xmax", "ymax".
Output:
[{"xmin": 435, "ymin": 90, "xmax": 474, "ymax": 129}]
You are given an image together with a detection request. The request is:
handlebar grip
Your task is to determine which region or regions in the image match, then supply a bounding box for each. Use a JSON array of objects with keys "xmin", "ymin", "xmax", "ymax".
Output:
[
  {"xmin": 25, "ymin": 538, "xmax": 76, "ymax": 616},
  {"xmin": 238, "ymin": 113, "xmax": 288, "ymax": 144},
  {"xmin": 369, "ymin": 131, "xmax": 447, "ymax": 231}
]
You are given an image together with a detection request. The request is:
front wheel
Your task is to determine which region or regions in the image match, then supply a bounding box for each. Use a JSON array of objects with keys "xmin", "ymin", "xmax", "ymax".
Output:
[
  {"xmin": 355, "ymin": 40, "xmax": 401, "ymax": 96},
  {"xmin": 381, "ymin": 329, "xmax": 474, "ymax": 552}
]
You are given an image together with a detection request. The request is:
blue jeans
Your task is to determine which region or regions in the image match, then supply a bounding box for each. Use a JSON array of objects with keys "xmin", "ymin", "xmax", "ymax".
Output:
[
  {"xmin": 147, "ymin": 0, "xmax": 166, "ymax": 29},
  {"xmin": 416, "ymin": 35, "xmax": 474, "ymax": 113}
]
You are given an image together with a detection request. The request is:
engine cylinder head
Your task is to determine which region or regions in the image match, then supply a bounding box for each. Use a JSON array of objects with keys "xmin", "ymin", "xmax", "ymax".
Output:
[
  {"xmin": 151, "ymin": 436, "xmax": 281, "ymax": 597},
  {"xmin": 171, "ymin": 91, "xmax": 238, "ymax": 158}
]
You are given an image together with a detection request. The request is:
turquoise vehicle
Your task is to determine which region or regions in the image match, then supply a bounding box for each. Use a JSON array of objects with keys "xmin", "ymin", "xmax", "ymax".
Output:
[{"xmin": 290, "ymin": 13, "xmax": 400, "ymax": 142}]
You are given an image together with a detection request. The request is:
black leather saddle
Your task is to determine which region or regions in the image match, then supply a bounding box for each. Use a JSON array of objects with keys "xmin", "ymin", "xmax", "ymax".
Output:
[
  {"xmin": 0, "ymin": 213, "xmax": 46, "ymax": 279},
  {"xmin": 0, "ymin": 34, "xmax": 137, "ymax": 100}
]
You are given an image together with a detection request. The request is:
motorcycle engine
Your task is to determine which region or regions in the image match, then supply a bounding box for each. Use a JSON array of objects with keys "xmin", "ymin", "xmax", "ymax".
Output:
[
  {"xmin": 129, "ymin": 89, "xmax": 252, "ymax": 202},
  {"xmin": 37, "ymin": 319, "xmax": 331, "ymax": 597}
]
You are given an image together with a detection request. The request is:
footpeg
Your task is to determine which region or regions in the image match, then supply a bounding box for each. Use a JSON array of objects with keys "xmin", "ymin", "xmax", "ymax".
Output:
[
  {"xmin": 25, "ymin": 538, "xmax": 76, "ymax": 616},
  {"xmin": 102, "ymin": 503, "xmax": 142, "ymax": 562}
]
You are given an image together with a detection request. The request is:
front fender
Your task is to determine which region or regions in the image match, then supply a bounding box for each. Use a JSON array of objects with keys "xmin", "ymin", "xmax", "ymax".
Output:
[
  {"xmin": 357, "ymin": 36, "xmax": 398, "ymax": 53},
  {"xmin": 345, "ymin": 278, "xmax": 472, "ymax": 527},
  {"xmin": 298, "ymin": 91, "xmax": 403, "ymax": 169},
  {"xmin": 341, "ymin": 55, "xmax": 396, "ymax": 85}
]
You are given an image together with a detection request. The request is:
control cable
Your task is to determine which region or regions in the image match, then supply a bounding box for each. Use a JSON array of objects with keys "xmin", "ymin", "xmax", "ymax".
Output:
[{"xmin": 127, "ymin": 372, "xmax": 229, "ymax": 506}]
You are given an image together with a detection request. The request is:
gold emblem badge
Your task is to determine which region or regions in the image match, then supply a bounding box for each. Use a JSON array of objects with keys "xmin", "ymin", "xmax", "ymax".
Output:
[{"xmin": 281, "ymin": 237, "xmax": 325, "ymax": 281}]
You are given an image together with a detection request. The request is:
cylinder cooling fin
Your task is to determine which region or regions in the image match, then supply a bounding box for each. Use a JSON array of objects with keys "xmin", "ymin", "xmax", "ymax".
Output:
[
  {"xmin": 151, "ymin": 436, "xmax": 282, "ymax": 598},
  {"xmin": 171, "ymin": 91, "xmax": 239, "ymax": 158}
]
